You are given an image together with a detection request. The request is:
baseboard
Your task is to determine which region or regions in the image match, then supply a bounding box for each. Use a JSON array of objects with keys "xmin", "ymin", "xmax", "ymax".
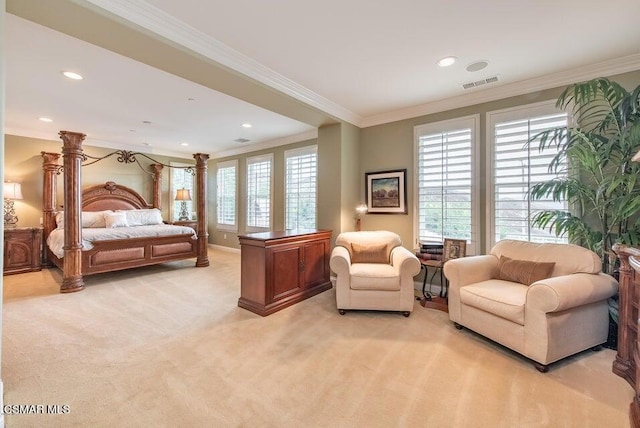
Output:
[
  {"xmin": 414, "ymin": 280, "xmax": 443, "ymax": 296},
  {"xmin": 1, "ymin": 378, "xmax": 5, "ymax": 428},
  {"xmin": 210, "ymin": 244, "xmax": 241, "ymax": 254}
]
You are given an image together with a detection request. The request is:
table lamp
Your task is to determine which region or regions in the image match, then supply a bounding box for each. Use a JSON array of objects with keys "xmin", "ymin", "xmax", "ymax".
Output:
[
  {"xmin": 175, "ymin": 188, "xmax": 192, "ymax": 221},
  {"xmin": 4, "ymin": 182, "xmax": 23, "ymax": 227}
]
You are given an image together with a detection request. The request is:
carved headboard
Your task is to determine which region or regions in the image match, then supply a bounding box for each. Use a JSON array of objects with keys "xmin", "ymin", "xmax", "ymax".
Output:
[{"xmin": 82, "ymin": 181, "xmax": 152, "ymax": 211}]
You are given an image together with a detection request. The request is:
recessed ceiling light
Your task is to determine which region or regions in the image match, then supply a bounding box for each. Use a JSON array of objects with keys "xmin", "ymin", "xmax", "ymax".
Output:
[
  {"xmin": 129, "ymin": 129, "xmax": 136, "ymax": 132},
  {"xmin": 180, "ymin": 142, "xmax": 189, "ymax": 147},
  {"xmin": 187, "ymin": 98, "xmax": 195, "ymax": 101},
  {"xmin": 62, "ymin": 71, "xmax": 83, "ymax": 80},
  {"xmin": 142, "ymin": 120, "xmax": 152, "ymax": 124},
  {"xmin": 466, "ymin": 61, "xmax": 489, "ymax": 72},
  {"xmin": 38, "ymin": 117, "xmax": 53, "ymax": 123},
  {"xmin": 437, "ymin": 56, "xmax": 457, "ymax": 67},
  {"xmin": 242, "ymin": 123, "xmax": 252, "ymax": 128},
  {"xmin": 143, "ymin": 143, "xmax": 151, "ymax": 146}
]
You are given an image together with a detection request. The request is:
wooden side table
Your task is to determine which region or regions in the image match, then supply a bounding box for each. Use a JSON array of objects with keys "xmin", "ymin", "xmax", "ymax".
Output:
[
  {"xmin": 171, "ymin": 220, "xmax": 198, "ymax": 229},
  {"xmin": 4, "ymin": 227, "xmax": 43, "ymax": 275}
]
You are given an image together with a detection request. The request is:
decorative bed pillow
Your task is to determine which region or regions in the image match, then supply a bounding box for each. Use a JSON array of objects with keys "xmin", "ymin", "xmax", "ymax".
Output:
[
  {"xmin": 496, "ymin": 255, "xmax": 555, "ymax": 286},
  {"xmin": 54, "ymin": 210, "xmax": 112, "ymax": 229},
  {"xmin": 120, "ymin": 209, "xmax": 164, "ymax": 226},
  {"xmin": 350, "ymin": 242, "xmax": 389, "ymax": 264},
  {"xmin": 104, "ymin": 212, "xmax": 129, "ymax": 228}
]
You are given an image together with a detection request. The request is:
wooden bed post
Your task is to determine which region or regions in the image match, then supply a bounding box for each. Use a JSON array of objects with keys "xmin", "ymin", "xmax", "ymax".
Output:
[
  {"xmin": 60, "ymin": 131, "xmax": 86, "ymax": 293},
  {"xmin": 41, "ymin": 152, "xmax": 61, "ymax": 267},
  {"xmin": 194, "ymin": 153, "xmax": 210, "ymax": 267},
  {"xmin": 150, "ymin": 164, "xmax": 163, "ymax": 209}
]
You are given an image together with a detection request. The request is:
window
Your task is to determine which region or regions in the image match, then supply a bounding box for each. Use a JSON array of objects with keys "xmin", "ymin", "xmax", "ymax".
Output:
[
  {"xmin": 488, "ymin": 101, "xmax": 569, "ymax": 248},
  {"xmin": 414, "ymin": 115, "xmax": 479, "ymax": 254},
  {"xmin": 170, "ymin": 162, "xmax": 194, "ymax": 222},
  {"xmin": 216, "ymin": 160, "xmax": 237, "ymax": 231},
  {"xmin": 285, "ymin": 146, "xmax": 317, "ymax": 229},
  {"xmin": 246, "ymin": 154, "xmax": 273, "ymax": 230}
]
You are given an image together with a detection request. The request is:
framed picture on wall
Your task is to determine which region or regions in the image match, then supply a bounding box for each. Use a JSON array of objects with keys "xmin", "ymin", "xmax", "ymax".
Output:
[{"xmin": 365, "ymin": 169, "xmax": 407, "ymax": 214}]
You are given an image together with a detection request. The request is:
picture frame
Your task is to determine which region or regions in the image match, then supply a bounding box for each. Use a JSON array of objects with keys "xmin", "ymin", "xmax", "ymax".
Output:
[
  {"xmin": 443, "ymin": 238, "xmax": 467, "ymax": 261},
  {"xmin": 365, "ymin": 169, "xmax": 407, "ymax": 214}
]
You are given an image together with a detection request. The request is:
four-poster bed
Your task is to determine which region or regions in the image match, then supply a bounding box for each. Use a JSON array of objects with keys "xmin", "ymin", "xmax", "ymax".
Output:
[{"xmin": 42, "ymin": 131, "xmax": 210, "ymax": 293}]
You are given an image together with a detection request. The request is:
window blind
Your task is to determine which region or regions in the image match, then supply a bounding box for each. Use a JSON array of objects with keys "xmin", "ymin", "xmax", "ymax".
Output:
[
  {"xmin": 285, "ymin": 146, "xmax": 317, "ymax": 229},
  {"xmin": 493, "ymin": 112, "xmax": 568, "ymax": 244},
  {"xmin": 247, "ymin": 155, "xmax": 272, "ymax": 229},
  {"xmin": 216, "ymin": 161, "xmax": 237, "ymax": 229},
  {"xmin": 416, "ymin": 123, "xmax": 474, "ymax": 246}
]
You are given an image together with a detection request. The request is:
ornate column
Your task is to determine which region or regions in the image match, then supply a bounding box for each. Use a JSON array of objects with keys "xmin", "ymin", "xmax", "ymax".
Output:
[
  {"xmin": 150, "ymin": 163, "xmax": 163, "ymax": 209},
  {"xmin": 60, "ymin": 131, "xmax": 86, "ymax": 293},
  {"xmin": 41, "ymin": 152, "xmax": 61, "ymax": 267},
  {"xmin": 194, "ymin": 153, "xmax": 209, "ymax": 267}
]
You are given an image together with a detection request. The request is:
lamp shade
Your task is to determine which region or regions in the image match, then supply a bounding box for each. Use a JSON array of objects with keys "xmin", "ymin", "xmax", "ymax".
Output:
[
  {"xmin": 4, "ymin": 182, "xmax": 23, "ymax": 200},
  {"xmin": 175, "ymin": 188, "xmax": 192, "ymax": 201}
]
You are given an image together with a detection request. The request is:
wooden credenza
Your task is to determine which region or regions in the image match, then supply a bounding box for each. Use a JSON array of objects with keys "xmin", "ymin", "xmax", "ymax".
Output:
[
  {"xmin": 238, "ymin": 229, "xmax": 332, "ymax": 316},
  {"xmin": 4, "ymin": 227, "xmax": 43, "ymax": 275},
  {"xmin": 613, "ymin": 244, "xmax": 640, "ymax": 428}
]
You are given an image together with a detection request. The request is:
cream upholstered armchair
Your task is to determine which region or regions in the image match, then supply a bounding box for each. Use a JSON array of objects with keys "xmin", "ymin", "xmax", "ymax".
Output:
[
  {"xmin": 443, "ymin": 239, "xmax": 618, "ymax": 372},
  {"xmin": 330, "ymin": 231, "xmax": 421, "ymax": 317}
]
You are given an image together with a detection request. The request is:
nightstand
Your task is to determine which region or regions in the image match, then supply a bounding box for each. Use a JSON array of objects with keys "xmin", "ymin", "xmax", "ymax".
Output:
[
  {"xmin": 3, "ymin": 227, "xmax": 43, "ymax": 275},
  {"xmin": 172, "ymin": 220, "xmax": 198, "ymax": 229}
]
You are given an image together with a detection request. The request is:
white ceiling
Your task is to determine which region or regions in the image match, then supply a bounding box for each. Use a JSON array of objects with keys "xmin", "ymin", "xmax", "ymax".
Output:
[{"xmin": 5, "ymin": 0, "xmax": 640, "ymax": 158}]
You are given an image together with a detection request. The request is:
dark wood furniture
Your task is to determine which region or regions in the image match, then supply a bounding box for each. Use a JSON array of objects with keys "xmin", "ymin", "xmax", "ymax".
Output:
[
  {"xmin": 41, "ymin": 131, "xmax": 210, "ymax": 293},
  {"xmin": 172, "ymin": 220, "xmax": 198, "ymax": 229},
  {"xmin": 3, "ymin": 227, "xmax": 42, "ymax": 275},
  {"xmin": 613, "ymin": 244, "xmax": 640, "ymax": 428},
  {"xmin": 238, "ymin": 229, "xmax": 332, "ymax": 316}
]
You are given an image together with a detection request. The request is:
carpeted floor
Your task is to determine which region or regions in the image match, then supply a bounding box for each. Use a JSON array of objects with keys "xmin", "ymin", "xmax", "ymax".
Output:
[{"xmin": 1, "ymin": 248, "xmax": 633, "ymax": 427}]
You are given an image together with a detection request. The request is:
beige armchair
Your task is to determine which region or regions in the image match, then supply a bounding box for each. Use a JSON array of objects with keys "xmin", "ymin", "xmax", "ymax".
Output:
[
  {"xmin": 330, "ymin": 231, "xmax": 421, "ymax": 317},
  {"xmin": 443, "ymin": 239, "xmax": 618, "ymax": 372}
]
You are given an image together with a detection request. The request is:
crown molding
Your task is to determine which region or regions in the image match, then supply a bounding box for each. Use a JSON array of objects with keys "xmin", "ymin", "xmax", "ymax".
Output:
[
  {"xmin": 85, "ymin": 0, "xmax": 362, "ymax": 126},
  {"xmin": 5, "ymin": 127, "xmax": 195, "ymax": 159},
  {"xmin": 211, "ymin": 129, "xmax": 318, "ymax": 159},
  {"xmin": 361, "ymin": 53, "xmax": 640, "ymax": 128}
]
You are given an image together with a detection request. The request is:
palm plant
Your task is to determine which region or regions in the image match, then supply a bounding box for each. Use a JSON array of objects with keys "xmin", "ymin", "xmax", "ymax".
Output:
[{"xmin": 528, "ymin": 77, "xmax": 640, "ymax": 274}]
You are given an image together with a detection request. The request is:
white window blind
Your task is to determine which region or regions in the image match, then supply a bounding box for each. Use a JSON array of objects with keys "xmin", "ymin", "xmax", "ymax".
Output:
[
  {"xmin": 170, "ymin": 162, "xmax": 194, "ymax": 222},
  {"xmin": 247, "ymin": 154, "xmax": 272, "ymax": 229},
  {"xmin": 491, "ymin": 106, "xmax": 569, "ymax": 246},
  {"xmin": 216, "ymin": 160, "xmax": 237, "ymax": 231},
  {"xmin": 285, "ymin": 146, "xmax": 317, "ymax": 229},
  {"xmin": 415, "ymin": 116, "xmax": 478, "ymax": 252}
]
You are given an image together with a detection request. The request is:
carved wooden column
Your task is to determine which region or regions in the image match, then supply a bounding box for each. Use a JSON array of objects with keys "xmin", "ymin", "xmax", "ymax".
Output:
[
  {"xmin": 150, "ymin": 164, "xmax": 163, "ymax": 209},
  {"xmin": 60, "ymin": 131, "xmax": 86, "ymax": 293},
  {"xmin": 194, "ymin": 153, "xmax": 209, "ymax": 267},
  {"xmin": 41, "ymin": 152, "xmax": 61, "ymax": 267}
]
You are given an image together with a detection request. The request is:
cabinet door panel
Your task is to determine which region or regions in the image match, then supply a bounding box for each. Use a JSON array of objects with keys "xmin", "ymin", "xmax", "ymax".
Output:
[
  {"xmin": 270, "ymin": 246, "xmax": 302, "ymax": 300},
  {"xmin": 303, "ymin": 240, "xmax": 327, "ymax": 288},
  {"xmin": 7, "ymin": 240, "xmax": 32, "ymax": 267}
]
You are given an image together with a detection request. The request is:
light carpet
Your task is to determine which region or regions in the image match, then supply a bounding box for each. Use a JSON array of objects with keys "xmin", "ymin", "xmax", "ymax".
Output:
[{"xmin": 2, "ymin": 248, "xmax": 633, "ymax": 427}]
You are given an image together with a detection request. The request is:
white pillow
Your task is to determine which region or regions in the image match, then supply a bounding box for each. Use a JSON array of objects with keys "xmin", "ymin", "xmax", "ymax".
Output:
[
  {"xmin": 104, "ymin": 212, "xmax": 129, "ymax": 228},
  {"xmin": 54, "ymin": 210, "xmax": 113, "ymax": 229},
  {"xmin": 121, "ymin": 209, "xmax": 163, "ymax": 226}
]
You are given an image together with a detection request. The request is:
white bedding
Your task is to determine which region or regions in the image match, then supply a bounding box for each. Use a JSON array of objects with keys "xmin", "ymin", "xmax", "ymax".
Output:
[{"xmin": 47, "ymin": 224, "xmax": 196, "ymax": 258}]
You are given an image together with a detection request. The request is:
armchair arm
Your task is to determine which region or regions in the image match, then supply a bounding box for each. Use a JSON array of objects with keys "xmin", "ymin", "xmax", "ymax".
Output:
[
  {"xmin": 527, "ymin": 273, "xmax": 618, "ymax": 313},
  {"xmin": 329, "ymin": 246, "xmax": 351, "ymax": 276},
  {"xmin": 391, "ymin": 246, "xmax": 421, "ymax": 277},
  {"xmin": 444, "ymin": 255, "xmax": 498, "ymax": 289}
]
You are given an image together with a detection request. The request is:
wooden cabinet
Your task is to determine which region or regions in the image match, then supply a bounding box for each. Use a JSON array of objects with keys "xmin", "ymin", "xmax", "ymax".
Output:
[
  {"xmin": 613, "ymin": 244, "xmax": 640, "ymax": 428},
  {"xmin": 238, "ymin": 229, "xmax": 332, "ymax": 316},
  {"xmin": 4, "ymin": 227, "xmax": 42, "ymax": 275}
]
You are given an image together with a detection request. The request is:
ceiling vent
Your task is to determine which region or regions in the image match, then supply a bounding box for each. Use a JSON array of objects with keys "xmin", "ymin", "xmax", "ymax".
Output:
[
  {"xmin": 462, "ymin": 75, "xmax": 499, "ymax": 90},
  {"xmin": 234, "ymin": 138, "xmax": 251, "ymax": 143}
]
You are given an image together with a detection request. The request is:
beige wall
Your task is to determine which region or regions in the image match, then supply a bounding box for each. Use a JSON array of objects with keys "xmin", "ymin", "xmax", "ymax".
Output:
[
  {"xmin": 4, "ymin": 134, "xmax": 195, "ymax": 228},
  {"xmin": 359, "ymin": 69, "xmax": 640, "ymax": 253}
]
